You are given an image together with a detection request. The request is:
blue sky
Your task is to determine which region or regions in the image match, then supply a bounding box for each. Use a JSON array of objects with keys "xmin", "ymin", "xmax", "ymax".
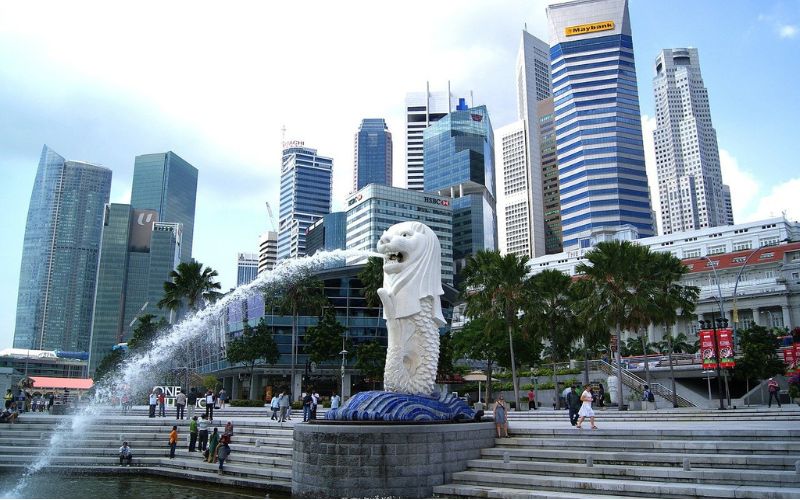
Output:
[{"xmin": 0, "ymin": 1, "xmax": 798, "ymax": 349}]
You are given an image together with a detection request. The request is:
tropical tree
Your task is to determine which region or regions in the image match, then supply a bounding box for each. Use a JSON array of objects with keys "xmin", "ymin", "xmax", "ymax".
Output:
[
  {"xmin": 93, "ymin": 349, "xmax": 125, "ymax": 384},
  {"xmin": 354, "ymin": 341, "xmax": 386, "ymax": 390},
  {"xmin": 158, "ymin": 260, "xmax": 223, "ymax": 321},
  {"xmin": 359, "ymin": 257, "xmax": 384, "ymax": 308},
  {"xmin": 263, "ymin": 271, "xmax": 329, "ymax": 398},
  {"xmin": 305, "ymin": 308, "xmax": 348, "ymax": 365},
  {"xmin": 437, "ymin": 331, "xmax": 456, "ymax": 382},
  {"xmin": 452, "ymin": 316, "xmax": 507, "ymax": 403},
  {"xmin": 225, "ymin": 318, "xmax": 280, "ymax": 385},
  {"xmin": 127, "ymin": 314, "xmax": 169, "ymax": 351},
  {"xmin": 461, "ymin": 251, "xmax": 529, "ymax": 407},
  {"xmin": 734, "ymin": 325, "xmax": 786, "ymax": 393},
  {"xmin": 525, "ymin": 269, "xmax": 579, "ymax": 409}
]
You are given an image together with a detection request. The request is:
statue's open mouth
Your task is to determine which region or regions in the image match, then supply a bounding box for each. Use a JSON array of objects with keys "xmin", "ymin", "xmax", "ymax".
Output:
[{"xmin": 386, "ymin": 252, "xmax": 404, "ymax": 263}]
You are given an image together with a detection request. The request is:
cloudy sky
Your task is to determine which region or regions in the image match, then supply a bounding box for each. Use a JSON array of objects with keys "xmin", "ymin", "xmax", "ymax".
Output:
[{"xmin": 1, "ymin": 1, "xmax": 798, "ymax": 349}]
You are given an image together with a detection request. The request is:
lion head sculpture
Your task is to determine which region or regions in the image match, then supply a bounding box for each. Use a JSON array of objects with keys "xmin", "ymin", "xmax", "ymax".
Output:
[{"xmin": 376, "ymin": 221, "xmax": 445, "ymax": 326}]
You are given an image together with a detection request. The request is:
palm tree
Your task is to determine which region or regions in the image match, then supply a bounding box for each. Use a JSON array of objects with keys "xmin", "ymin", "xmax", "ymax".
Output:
[
  {"xmin": 525, "ymin": 269, "xmax": 577, "ymax": 409},
  {"xmin": 461, "ymin": 251, "xmax": 529, "ymax": 406},
  {"xmin": 158, "ymin": 260, "xmax": 223, "ymax": 320}
]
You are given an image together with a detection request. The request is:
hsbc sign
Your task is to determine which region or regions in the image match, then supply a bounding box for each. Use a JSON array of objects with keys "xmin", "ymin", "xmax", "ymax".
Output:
[{"xmin": 424, "ymin": 196, "xmax": 449, "ymax": 207}]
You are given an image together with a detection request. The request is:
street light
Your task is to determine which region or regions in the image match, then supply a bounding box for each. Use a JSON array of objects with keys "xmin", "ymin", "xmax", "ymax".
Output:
[
  {"xmin": 698, "ymin": 318, "xmax": 726, "ymax": 410},
  {"xmin": 339, "ymin": 349, "xmax": 348, "ymax": 399}
]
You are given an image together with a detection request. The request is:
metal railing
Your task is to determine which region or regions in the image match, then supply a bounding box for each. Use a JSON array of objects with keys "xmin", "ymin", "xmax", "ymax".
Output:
[{"xmin": 592, "ymin": 359, "xmax": 695, "ymax": 407}]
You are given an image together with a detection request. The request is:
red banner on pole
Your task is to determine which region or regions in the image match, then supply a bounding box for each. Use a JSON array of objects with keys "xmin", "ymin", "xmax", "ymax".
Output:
[
  {"xmin": 717, "ymin": 329, "xmax": 735, "ymax": 368},
  {"xmin": 700, "ymin": 329, "xmax": 717, "ymax": 369}
]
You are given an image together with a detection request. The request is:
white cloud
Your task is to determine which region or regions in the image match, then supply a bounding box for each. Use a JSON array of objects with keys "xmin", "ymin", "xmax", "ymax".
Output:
[
  {"xmin": 778, "ymin": 24, "xmax": 798, "ymax": 38},
  {"xmin": 641, "ymin": 114, "xmax": 661, "ymax": 232},
  {"xmin": 748, "ymin": 178, "xmax": 800, "ymax": 222},
  {"xmin": 718, "ymin": 148, "xmax": 760, "ymax": 223}
]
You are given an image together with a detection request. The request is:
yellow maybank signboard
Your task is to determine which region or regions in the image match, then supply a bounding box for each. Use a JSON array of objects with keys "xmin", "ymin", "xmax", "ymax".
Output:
[{"xmin": 565, "ymin": 20, "xmax": 615, "ymax": 37}]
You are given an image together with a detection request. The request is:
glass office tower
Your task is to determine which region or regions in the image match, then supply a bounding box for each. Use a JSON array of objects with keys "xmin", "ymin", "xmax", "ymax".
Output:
[
  {"xmin": 354, "ymin": 119, "xmax": 393, "ymax": 192},
  {"xmin": 14, "ymin": 145, "xmax": 112, "ymax": 352},
  {"xmin": 546, "ymin": 0, "xmax": 655, "ymax": 250},
  {"xmin": 423, "ymin": 103, "xmax": 497, "ymax": 275},
  {"xmin": 277, "ymin": 143, "xmax": 333, "ymax": 261},
  {"xmin": 130, "ymin": 152, "xmax": 197, "ymax": 263}
]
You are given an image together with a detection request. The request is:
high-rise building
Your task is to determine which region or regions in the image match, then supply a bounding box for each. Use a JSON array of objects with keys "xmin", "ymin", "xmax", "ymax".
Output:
[
  {"xmin": 546, "ymin": 0, "xmax": 655, "ymax": 250},
  {"xmin": 89, "ymin": 204, "xmax": 182, "ymax": 373},
  {"xmin": 538, "ymin": 97, "xmax": 563, "ymax": 254},
  {"xmin": 497, "ymin": 32, "xmax": 554, "ymax": 258},
  {"xmin": 405, "ymin": 82, "xmax": 464, "ymax": 191},
  {"xmin": 306, "ymin": 212, "xmax": 347, "ymax": 256},
  {"xmin": 14, "ymin": 145, "xmax": 112, "ymax": 352},
  {"xmin": 346, "ymin": 184, "xmax": 454, "ymax": 285},
  {"xmin": 130, "ymin": 152, "xmax": 198, "ymax": 263},
  {"xmin": 258, "ymin": 231, "xmax": 278, "ymax": 274},
  {"xmin": 653, "ymin": 47, "xmax": 730, "ymax": 234},
  {"xmin": 722, "ymin": 184, "xmax": 734, "ymax": 225},
  {"xmin": 237, "ymin": 253, "xmax": 259, "ymax": 287},
  {"xmin": 277, "ymin": 141, "xmax": 333, "ymax": 261},
  {"xmin": 354, "ymin": 119, "xmax": 392, "ymax": 192},
  {"xmin": 424, "ymin": 102, "xmax": 497, "ymax": 274}
]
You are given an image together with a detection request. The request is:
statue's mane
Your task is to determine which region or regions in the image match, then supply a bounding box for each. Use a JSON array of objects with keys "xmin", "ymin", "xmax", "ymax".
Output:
[{"xmin": 383, "ymin": 222, "xmax": 445, "ymax": 326}]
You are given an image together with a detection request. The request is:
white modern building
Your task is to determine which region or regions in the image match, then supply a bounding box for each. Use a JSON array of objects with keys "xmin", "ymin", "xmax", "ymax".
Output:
[
  {"xmin": 236, "ymin": 252, "xmax": 259, "ymax": 287},
  {"xmin": 345, "ymin": 184, "xmax": 454, "ymax": 285},
  {"xmin": 405, "ymin": 82, "xmax": 464, "ymax": 191},
  {"xmin": 546, "ymin": 0, "xmax": 656, "ymax": 251},
  {"xmin": 653, "ymin": 47, "xmax": 731, "ymax": 234},
  {"xmin": 257, "ymin": 231, "xmax": 277, "ymax": 275}
]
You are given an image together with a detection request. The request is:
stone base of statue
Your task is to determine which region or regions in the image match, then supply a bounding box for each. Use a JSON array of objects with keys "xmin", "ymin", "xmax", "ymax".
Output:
[{"xmin": 324, "ymin": 390, "xmax": 475, "ymax": 422}]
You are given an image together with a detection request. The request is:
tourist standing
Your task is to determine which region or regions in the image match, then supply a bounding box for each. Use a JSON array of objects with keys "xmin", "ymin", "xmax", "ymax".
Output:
[
  {"xmin": 168, "ymin": 425, "xmax": 178, "ymax": 458},
  {"xmin": 198, "ymin": 415, "xmax": 209, "ymax": 451},
  {"xmin": 493, "ymin": 396, "xmax": 509, "ymax": 438},
  {"xmin": 205, "ymin": 390, "xmax": 215, "ymax": 420},
  {"xmin": 597, "ymin": 383, "xmax": 606, "ymax": 408},
  {"xmin": 206, "ymin": 428, "xmax": 219, "ymax": 463},
  {"xmin": 175, "ymin": 390, "xmax": 187, "ymax": 420},
  {"xmin": 566, "ymin": 385, "xmax": 581, "ymax": 426},
  {"xmin": 302, "ymin": 392, "xmax": 312, "ymax": 422},
  {"xmin": 148, "ymin": 391, "xmax": 157, "ymax": 418},
  {"xmin": 218, "ymin": 389, "xmax": 227, "ymax": 410},
  {"xmin": 187, "ymin": 389, "xmax": 197, "ymax": 419},
  {"xmin": 270, "ymin": 393, "xmax": 280, "ymax": 420},
  {"xmin": 330, "ymin": 392, "xmax": 341, "ymax": 410},
  {"xmin": 119, "ymin": 441, "xmax": 133, "ymax": 466},
  {"xmin": 560, "ymin": 386, "xmax": 571, "ymax": 409},
  {"xmin": 157, "ymin": 391, "xmax": 166, "ymax": 417},
  {"xmin": 767, "ymin": 378, "xmax": 781, "ymax": 408},
  {"xmin": 528, "ymin": 389, "xmax": 536, "ymax": 411},
  {"xmin": 311, "ymin": 391, "xmax": 320, "ymax": 420},
  {"xmin": 279, "ymin": 392, "xmax": 290, "ymax": 422},
  {"xmin": 188, "ymin": 416, "xmax": 198, "ymax": 452},
  {"xmin": 576, "ymin": 383, "xmax": 597, "ymax": 430}
]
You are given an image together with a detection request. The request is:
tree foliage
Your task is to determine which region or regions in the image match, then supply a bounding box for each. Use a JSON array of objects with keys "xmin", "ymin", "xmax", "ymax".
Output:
[
  {"xmin": 158, "ymin": 260, "xmax": 223, "ymax": 314},
  {"xmin": 126, "ymin": 314, "xmax": 169, "ymax": 351},
  {"xmin": 304, "ymin": 308, "xmax": 347, "ymax": 365},
  {"xmin": 225, "ymin": 318, "xmax": 280, "ymax": 378},
  {"xmin": 354, "ymin": 341, "xmax": 386, "ymax": 389},
  {"xmin": 734, "ymin": 325, "xmax": 786, "ymax": 383},
  {"xmin": 93, "ymin": 349, "xmax": 125, "ymax": 384},
  {"xmin": 358, "ymin": 257, "xmax": 384, "ymax": 309}
]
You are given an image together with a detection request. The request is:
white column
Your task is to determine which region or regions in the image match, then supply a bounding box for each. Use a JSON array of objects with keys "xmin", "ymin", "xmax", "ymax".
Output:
[{"xmin": 782, "ymin": 306, "xmax": 791, "ymax": 329}]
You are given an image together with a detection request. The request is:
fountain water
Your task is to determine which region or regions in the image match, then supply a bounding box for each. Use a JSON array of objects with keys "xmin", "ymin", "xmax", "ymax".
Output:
[{"xmin": 4, "ymin": 248, "xmax": 378, "ymax": 498}]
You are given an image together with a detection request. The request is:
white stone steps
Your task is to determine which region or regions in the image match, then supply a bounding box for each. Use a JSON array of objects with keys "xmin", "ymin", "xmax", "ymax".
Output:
[
  {"xmin": 466, "ymin": 459, "xmax": 800, "ymax": 487},
  {"xmin": 449, "ymin": 470, "xmax": 800, "ymax": 498},
  {"xmin": 493, "ymin": 437, "xmax": 800, "ymax": 455},
  {"xmin": 506, "ymin": 428, "xmax": 800, "ymax": 440},
  {"xmin": 432, "ymin": 483, "xmax": 631, "ymax": 499}
]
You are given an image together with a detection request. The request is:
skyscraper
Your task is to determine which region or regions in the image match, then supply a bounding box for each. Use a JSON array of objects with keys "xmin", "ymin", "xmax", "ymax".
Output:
[
  {"xmin": 130, "ymin": 152, "xmax": 198, "ymax": 263},
  {"xmin": 354, "ymin": 119, "xmax": 393, "ymax": 192},
  {"xmin": 546, "ymin": 0, "xmax": 655, "ymax": 250},
  {"xmin": 538, "ymin": 97, "xmax": 563, "ymax": 254},
  {"xmin": 722, "ymin": 184, "xmax": 734, "ymax": 225},
  {"xmin": 424, "ymin": 102, "xmax": 497, "ymax": 274},
  {"xmin": 653, "ymin": 47, "xmax": 731, "ymax": 234},
  {"xmin": 237, "ymin": 253, "xmax": 259, "ymax": 286},
  {"xmin": 258, "ymin": 231, "xmax": 278, "ymax": 274},
  {"xmin": 277, "ymin": 141, "xmax": 333, "ymax": 261},
  {"xmin": 405, "ymin": 82, "xmax": 463, "ymax": 191},
  {"xmin": 14, "ymin": 145, "xmax": 112, "ymax": 352}
]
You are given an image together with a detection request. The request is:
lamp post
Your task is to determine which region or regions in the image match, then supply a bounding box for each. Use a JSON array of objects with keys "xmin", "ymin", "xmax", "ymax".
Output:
[
  {"xmin": 339, "ymin": 349, "xmax": 348, "ymax": 399},
  {"xmin": 699, "ymin": 318, "xmax": 726, "ymax": 410},
  {"xmin": 700, "ymin": 255, "xmax": 733, "ymax": 407}
]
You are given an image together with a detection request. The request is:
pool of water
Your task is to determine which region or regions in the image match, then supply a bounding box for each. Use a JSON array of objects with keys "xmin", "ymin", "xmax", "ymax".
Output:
[{"xmin": 0, "ymin": 471, "xmax": 286, "ymax": 499}]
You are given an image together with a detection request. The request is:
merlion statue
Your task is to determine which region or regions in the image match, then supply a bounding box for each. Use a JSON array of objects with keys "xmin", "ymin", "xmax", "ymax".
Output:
[{"xmin": 376, "ymin": 221, "xmax": 445, "ymax": 395}]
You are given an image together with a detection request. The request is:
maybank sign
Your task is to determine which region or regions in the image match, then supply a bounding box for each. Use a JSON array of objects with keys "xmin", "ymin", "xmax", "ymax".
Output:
[{"xmin": 565, "ymin": 20, "xmax": 614, "ymax": 37}]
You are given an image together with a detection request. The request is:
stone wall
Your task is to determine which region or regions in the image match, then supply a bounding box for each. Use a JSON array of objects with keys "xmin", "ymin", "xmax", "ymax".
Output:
[{"xmin": 292, "ymin": 421, "xmax": 496, "ymax": 498}]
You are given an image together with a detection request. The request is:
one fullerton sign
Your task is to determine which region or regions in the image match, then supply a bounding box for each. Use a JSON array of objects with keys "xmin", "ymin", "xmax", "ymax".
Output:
[{"xmin": 565, "ymin": 20, "xmax": 614, "ymax": 36}]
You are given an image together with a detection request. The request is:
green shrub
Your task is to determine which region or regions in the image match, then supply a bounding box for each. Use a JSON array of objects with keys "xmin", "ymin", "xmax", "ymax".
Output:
[
  {"xmin": 229, "ymin": 399, "xmax": 265, "ymax": 407},
  {"xmin": 291, "ymin": 401, "xmax": 303, "ymax": 410}
]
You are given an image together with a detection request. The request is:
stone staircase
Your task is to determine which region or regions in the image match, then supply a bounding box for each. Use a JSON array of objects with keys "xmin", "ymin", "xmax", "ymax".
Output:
[
  {"xmin": 0, "ymin": 412, "xmax": 295, "ymax": 492},
  {"xmin": 507, "ymin": 407, "xmax": 800, "ymax": 422},
  {"xmin": 434, "ymin": 414, "xmax": 800, "ymax": 498}
]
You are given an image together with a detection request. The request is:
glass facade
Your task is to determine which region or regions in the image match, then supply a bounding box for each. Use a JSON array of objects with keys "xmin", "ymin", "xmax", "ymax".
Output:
[
  {"xmin": 345, "ymin": 184, "xmax": 454, "ymax": 285},
  {"xmin": 14, "ymin": 146, "xmax": 112, "ymax": 352},
  {"xmin": 423, "ymin": 105, "xmax": 497, "ymax": 275},
  {"xmin": 237, "ymin": 253, "xmax": 259, "ymax": 287},
  {"xmin": 546, "ymin": 0, "xmax": 655, "ymax": 250},
  {"xmin": 130, "ymin": 152, "xmax": 197, "ymax": 263},
  {"xmin": 354, "ymin": 119, "xmax": 392, "ymax": 191},
  {"xmin": 277, "ymin": 145, "xmax": 333, "ymax": 261},
  {"xmin": 306, "ymin": 212, "xmax": 347, "ymax": 267},
  {"xmin": 538, "ymin": 98, "xmax": 563, "ymax": 254}
]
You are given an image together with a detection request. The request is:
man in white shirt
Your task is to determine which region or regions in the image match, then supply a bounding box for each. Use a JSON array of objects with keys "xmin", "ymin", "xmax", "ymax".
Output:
[
  {"xmin": 330, "ymin": 393, "xmax": 341, "ymax": 410},
  {"xmin": 148, "ymin": 391, "xmax": 157, "ymax": 418},
  {"xmin": 205, "ymin": 390, "xmax": 215, "ymax": 420}
]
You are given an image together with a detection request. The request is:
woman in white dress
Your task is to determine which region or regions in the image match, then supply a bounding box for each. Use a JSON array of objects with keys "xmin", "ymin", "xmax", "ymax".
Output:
[{"xmin": 576, "ymin": 383, "xmax": 597, "ymax": 430}]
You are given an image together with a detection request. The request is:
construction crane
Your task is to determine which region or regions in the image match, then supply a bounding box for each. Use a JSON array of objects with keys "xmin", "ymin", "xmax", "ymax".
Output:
[{"xmin": 266, "ymin": 202, "xmax": 278, "ymax": 232}]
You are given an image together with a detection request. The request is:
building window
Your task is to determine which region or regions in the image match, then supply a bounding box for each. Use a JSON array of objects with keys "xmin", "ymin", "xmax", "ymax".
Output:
[
  {"xmin": 708, "ymin": 245, "xmax": 726, "ymax": 255},
  {"xmin": 733, "ymin": 241, "xmax": 752, "ymax": 252},
  {"xmin": 684, "ymin": 249, "xmax": 701, "ymax": 259}
]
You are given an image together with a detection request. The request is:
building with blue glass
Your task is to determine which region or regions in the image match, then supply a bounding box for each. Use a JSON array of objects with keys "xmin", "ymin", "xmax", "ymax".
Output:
[
  {"xmin": 423, "ymin": 103, "xmax": 497, "ymax": 274},
  {"xmin": 353, "ymin": 119, "xmax": 392, "ymax": 192},
  {"xmin": 546, "ymin": 0, "xmax": 655, "ymax": 251},
  {"xmin": 14, "ymin": 145, "xmax": 112, "ymax": 352},
  {"xmin": 306, "ymin": 212, "xmax": 347, "ymax": 256},
  {"xmin": 130, "ymin": 152, "xmax": 197, "ymax": 263},
  {"xmin": 277, "ymin": 142, "xmax": 333, "ymax": 261},
  {"xmin": 237, "ymin": 252, "xmax": 259, "ymax": 287}
]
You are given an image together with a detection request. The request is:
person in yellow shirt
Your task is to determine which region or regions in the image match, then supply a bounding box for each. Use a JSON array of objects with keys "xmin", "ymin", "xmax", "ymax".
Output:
[{"xmin": 168, "ymin": 425, "xmax": 178, "ymax": 459}]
